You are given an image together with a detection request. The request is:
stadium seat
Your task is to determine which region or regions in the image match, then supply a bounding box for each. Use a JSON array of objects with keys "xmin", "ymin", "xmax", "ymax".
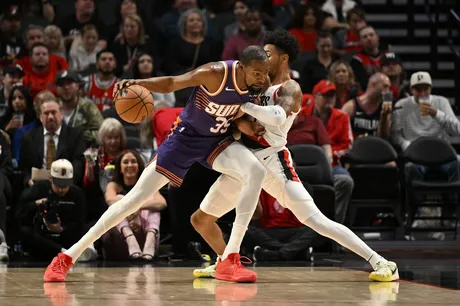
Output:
[
  {"xmin": 288, "ymin": 144, "xmax": 335, "ymax": 220},
  {"xmin": 402, "ymin": 137, "xmax": 459, "ymax": 239},
  {"xmin": 343, "ymin": 136, "xmax": 403, "ymax": 237}
]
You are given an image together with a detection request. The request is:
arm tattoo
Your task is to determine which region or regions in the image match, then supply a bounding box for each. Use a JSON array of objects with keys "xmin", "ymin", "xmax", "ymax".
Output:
[{"xmin": 275, "ymin": 80, "xmax": 302, "ymax": 115}]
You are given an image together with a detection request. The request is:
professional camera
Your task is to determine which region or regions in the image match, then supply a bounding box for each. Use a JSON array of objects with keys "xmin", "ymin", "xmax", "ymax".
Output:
[{"xmin": 34, "ymin": 200, "xmax": 60, "ymax": 232}]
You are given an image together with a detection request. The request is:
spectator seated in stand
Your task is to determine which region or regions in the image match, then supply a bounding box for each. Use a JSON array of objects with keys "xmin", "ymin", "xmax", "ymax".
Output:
[
  {"xmin": 392, "ymin": 71, "xmax": 460, "ymax": 224},
  {"xmin": 83, "ymin": 118, "xmax": 127, "ymax": 223},
  {"xmin": 243, "ymin": 190, "xmax": 318, "ymax": 261},
  {"xmin": 333, "ymin": 7, "xmax": 366, "ymax": 56},
  {"xmin": 82, "ymin": 50, "xmax": 118, "ymax": 112},
  {"xmin": 15, "ymin": 25, "xmax": 68, "ymax": 76},
  {"xmin": 15, "ymin": 159, "xmax": 94, "ymax": 261},
  {"xmin": 0, "ymin": 85, "xmax": 35, "ymax": 142},
  {"xmin": 350, "ymin": 26, "xmax": 388, "ymax": 90},
  {"xmin": 342, "ymin": 72, "xmax": 392, "ymax": 140},
  {"xmin": 222, "ymin": 7, "xmax": 264, "ymax": 60},
  {"xmin": 299, "ymin": 31, "xmax": 338, "ymax": 94},
  {"xmin": 19, "ymin": 99, "xmax": 85, "ymax": 187},
  {"xmin": 157, "ymin": 0, "xmax": 198, "ymax": 40},
  {"xmin": 55, "ymin": 0, "xmax": 108, "ymax": 50},
  {"xmin": 0, "ymin": 64, "xmax": 25, "ymax": 113},
  {"xmin": 223, "ymin": 0, "xmax": 249, "ymax": 43},
  {"xmin": 288, "ymin": 4, "xmax": 319, "ymax": 53},
  {"xmin": 56, "ymin": 70, "xmax": 103, "ymax": 147},
  {"xmin": 68, "ymin": 24, "xmax": 103, "ymax": 75},
  {"xmin": 298, "ymin": 80, "xmax": 354, "ymax": 224},
  {"xmin": 109, "ymin": 14, "xmax": 157, "ymax": 77},
  {"xmin": 380, "ymin": 52, "xmax": 410, "ymax": 103},
  {"xmin": 328, "ymin": 60, "xmax": 362, "ymax": 108},
  {"xmin": 21, "ymin": 43, "xmax": 65, "ymax": 98},
  {"xmin": 12, "ymin": 90, "xmax": 55, "ymax": 164},
  {"xmin": 0, "ymin": 5, "xmax": 25, "ymax": 66},
  {"xmin": 102, "ymin": 150, "xmax": 166, "ymax": 261},
  {"xmin": 43, "ymin": 25, "xmax": 66, "ymax": 60}
]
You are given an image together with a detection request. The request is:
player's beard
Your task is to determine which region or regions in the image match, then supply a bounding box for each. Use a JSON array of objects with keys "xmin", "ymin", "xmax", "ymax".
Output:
[
  {"xmin": 98, "ymin": 67, "xmax": 115, "ymax": 77},
  {"xmin": 244, "ymin": 74, "xmax": 262, "ymax": 99}
]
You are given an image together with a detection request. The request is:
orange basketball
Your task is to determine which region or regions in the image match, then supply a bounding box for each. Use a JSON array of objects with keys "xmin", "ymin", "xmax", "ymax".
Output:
[{"xmin": 114, "ymin": 84, "xmax": 154, "ymax": 124}]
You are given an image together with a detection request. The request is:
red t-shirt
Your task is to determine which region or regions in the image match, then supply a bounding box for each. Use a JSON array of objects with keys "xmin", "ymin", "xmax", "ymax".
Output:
[
  {"xmin": 345, "ymin": 31, "xmax": 362, "ymax": 53},
  {"xmin": 23, "ymin": 69, "xmax": 59, "ymax": 98},
  {"xmin": 289, "ymin": 28, "xmax": 317, "ymax": 52},
  {"xmin": 152, "ymin": 107, "xmax": 184, "ymax": 146},
  {"xmin": 302, "ymin": 95, "xmax": 353, "ymax": 165},
  {"xmin": 259, "ymin": 190, "xmax": 304, "ymax": 229},
  {"xmin": 15, "ymin": 54, "xmax": 68, "ymax": 74},
  {"xmin": 287, "ymin": 111, "xmax": 330, "ymax": 146}
]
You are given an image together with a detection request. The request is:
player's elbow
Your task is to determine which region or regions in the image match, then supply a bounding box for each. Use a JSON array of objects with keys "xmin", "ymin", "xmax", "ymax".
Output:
[{"xmin": 272, "ymin": 113, "xmax": 287, "ymax": 126}]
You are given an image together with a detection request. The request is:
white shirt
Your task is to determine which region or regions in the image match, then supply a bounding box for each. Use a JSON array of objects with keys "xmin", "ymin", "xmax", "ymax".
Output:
[{"xmin": 43, "ymin": 126, "xmax": 62, "ymax": 169}]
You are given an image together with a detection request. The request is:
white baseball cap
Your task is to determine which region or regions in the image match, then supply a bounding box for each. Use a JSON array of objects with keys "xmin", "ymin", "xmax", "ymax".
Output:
[
  {"xmin": 410, "ymin": 71, "xmax": 432, "ymax": 87},
  {"xmin": 50, "ymin": 159, "xmax": 73, "ymax": 187}
]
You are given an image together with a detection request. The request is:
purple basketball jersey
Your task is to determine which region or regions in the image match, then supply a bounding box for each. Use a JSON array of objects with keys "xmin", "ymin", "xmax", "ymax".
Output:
[{"xmin": 178, "ymin": 60, "xmax": 251, "ymax": 137}]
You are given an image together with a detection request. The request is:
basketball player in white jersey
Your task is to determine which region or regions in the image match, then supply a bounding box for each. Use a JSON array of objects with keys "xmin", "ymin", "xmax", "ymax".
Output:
[{"xmin": 192, "ymin": 29, "xmax": 399, "ymax": 282}]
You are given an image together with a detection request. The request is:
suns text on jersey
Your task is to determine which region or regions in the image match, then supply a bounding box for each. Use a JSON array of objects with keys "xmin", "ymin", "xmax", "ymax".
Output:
[{"xmin": 204, "ymin": 102, "xmax": 240, "ymax": 118}]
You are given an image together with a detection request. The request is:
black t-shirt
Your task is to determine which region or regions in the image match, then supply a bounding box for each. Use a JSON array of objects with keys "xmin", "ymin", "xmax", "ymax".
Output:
[
  {"xmin": 57, "ymin": 13, "xmax": 107, "ymax": 40},
  {"xmin": 351, "ymin": 97, "xmax": 382, "ymax": 137},
  {"xmin": 0, "ymin": 31, "xmax": 26, "ymax": 66}
]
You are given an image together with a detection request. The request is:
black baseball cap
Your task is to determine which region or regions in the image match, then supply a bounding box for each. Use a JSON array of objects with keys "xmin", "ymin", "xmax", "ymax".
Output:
[
  {"xmin": 3, "ymin": 5, "xmax": 21, "ymax": 20},
  {"xmin": 55, "ymin": 70, "xmax": 80, "ymax": 86},
  {"xmin": 3, "ymin": 64, "xmax": 24, "ymax": 77},
  {"xmin": 380, "ymin": 52, "xmax": 402, "ymax": 67}
]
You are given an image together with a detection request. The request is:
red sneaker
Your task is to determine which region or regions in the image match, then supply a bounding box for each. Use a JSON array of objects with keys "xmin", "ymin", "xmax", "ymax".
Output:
[
  {"xmin": 44, "ymin": 253, "xmax": 74, "ymax": 282},
  {"xmin": 215, "ymin": 253, "xmax": 257, "ymax": 283}
]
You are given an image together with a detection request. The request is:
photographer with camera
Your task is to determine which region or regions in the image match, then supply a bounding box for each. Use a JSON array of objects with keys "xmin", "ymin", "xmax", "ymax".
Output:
[{"xmin": 16, "ymin": 159, "xmax": 86, "ymax": 260}]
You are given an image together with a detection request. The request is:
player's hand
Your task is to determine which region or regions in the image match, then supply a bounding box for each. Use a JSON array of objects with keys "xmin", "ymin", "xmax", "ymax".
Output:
[
  {"xmin": 251, "ymin": 94, "xmax": 262, "ymax": 105},
  {"xmin": 235, "ymin": 118, "xmax": 265, "ymax": 138},
  {"xmin": 113, "ymin": 79, "xmax": 140, "ymax": 97},
  {"xmin": 235, "ymin": 105, "xmax": 246, "ymax": 119}
]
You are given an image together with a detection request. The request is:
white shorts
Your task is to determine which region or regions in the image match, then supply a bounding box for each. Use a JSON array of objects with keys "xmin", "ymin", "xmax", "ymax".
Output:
[{"xmin": 201, "ymin": 146, "xmax": 320, "ymax": 222}]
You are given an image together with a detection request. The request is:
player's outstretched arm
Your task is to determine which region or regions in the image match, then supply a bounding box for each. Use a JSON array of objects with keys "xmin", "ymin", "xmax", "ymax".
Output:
[
  {"xmin": 240, "ymin": 80, "xmax": 302, "ymax": 126},
  {"xmin": 113, "ymin": 62, "xmax": 224, "ymax": 96}
]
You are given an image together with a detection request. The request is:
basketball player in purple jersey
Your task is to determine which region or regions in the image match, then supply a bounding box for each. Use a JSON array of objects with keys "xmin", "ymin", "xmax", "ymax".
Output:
[{"xmin": 44, "ymin": 46, "xmax": 270, "ymax": 283}]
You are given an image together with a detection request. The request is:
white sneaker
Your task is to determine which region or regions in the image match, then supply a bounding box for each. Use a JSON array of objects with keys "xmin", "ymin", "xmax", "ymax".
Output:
[
  {"xmin": 369, "ymin": 261, "xmax": 399, "ymax": 282},
  {"xmin": 193, "ymin": 263, "xmax": 216, "ymax": 278},
  {"xmin": 0, "ymin": 242, "xmax": 9, "ymax": 261}
]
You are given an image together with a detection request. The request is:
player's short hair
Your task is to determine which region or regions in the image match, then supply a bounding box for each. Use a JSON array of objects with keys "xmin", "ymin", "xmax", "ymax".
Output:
[
  {"xmin": 240, "ymin": 45, "xmax": 268, "ymax": 66},
  {"xmin": 264, "ymin": 29, "xmax": 299, "ymax": 63}
]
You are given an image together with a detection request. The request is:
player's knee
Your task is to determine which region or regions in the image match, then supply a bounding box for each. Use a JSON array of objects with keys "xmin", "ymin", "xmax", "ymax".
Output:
[
  {"xmin": 246, "ymin": 162, "xmax": 267, "ymax": 183},
  {"xmin": 191, "ymin": 209, "xmax": 216, "ymax": 231}
]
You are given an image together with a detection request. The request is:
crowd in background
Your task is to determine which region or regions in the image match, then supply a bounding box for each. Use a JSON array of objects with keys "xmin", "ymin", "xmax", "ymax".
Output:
[{"xmin": 0, "ymin": 0, "xmax": 458, "ymax": 263}]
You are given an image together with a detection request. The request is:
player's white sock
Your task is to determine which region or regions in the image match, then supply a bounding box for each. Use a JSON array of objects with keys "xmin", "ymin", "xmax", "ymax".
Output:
[
  {"xmin": 222, "ymin": 224, "xmax": 246, "ymax": 260},
  {"xmin": 65, "ymin": 161, "xmax": 170, "ymax": 262},
  {"xmin": 303, "ymin": 211, "xmax": 385, "ymax": 270},
  {"xmin": 221, "ymin": 171, "xmax": 265, "ymax": 260}
]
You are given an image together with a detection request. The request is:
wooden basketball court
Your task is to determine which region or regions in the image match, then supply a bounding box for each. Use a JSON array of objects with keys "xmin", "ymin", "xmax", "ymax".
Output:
[{"xmin": 1, "ymin": 264, "xmax": 459, "ymax": 305}]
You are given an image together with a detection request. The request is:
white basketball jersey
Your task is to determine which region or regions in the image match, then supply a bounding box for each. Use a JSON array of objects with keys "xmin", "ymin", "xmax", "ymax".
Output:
[{"xmin": 256, "ymin": 83, "xmax": 299, "ymax": 149}]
